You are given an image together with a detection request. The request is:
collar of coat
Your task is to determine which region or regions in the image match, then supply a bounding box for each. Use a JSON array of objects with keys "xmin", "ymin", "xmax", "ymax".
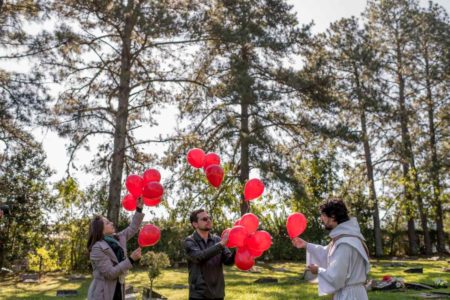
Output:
[
  {"xmin": 193, "ymin": 230, "xmax": 213, "ymax": 244},
  {"xmin": 97, "ymin": 240, "xmax": 123, "ymax": 263}
]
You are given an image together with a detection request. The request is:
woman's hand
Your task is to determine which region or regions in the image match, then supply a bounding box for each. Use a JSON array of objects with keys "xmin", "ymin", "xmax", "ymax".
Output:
[
  {"xmin": 136, "ymin": 197, "xmax": 144, "ymax": 209},
  {"xmin": 130, "ymin": 247, "xmax": 142, "ymax": 261}
]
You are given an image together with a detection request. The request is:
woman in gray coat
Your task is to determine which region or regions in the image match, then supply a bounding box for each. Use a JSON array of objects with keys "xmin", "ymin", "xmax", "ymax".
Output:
[{"xmin": 87, "ymin": 198, "xmax": 144, "ymax": 300}]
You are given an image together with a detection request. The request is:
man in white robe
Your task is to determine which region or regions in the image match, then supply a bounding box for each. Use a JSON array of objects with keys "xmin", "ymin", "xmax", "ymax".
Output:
[{"xmin": 292, "ymin": 198, "xmax": 370, "ymax": 300}]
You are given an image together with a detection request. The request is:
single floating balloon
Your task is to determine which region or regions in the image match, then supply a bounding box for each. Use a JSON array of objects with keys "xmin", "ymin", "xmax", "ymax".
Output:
[
  {"xmin": 125, "ymin": 174, "xmax": 144, "ymax": 197},
  {"xmin": 187, "ymin": 148, "xmax": 205, "ymax": 168},
  {"xmin": 244, "ymin": 179, "xmax": 265, "ymax": 201},
  {"xmin": 142, "ymin": 181, "xmax": 164, "ymax": 199},
  {"xmin": 143, "ymin": 168, "xmax": 161, "ymax": 183},
  {"xmin": 203, "ymin": 152, "xmax": 221, "ymax": 170},
  {"xmin": 286, "ymin": 212, "xmax": 307, "ymax": 239},
  {"xmin": 138, "ymin": 224, "xmax": 161, "ymax": 247},
  {"xmin": 205, "ymin": 164, "xmax": 224, "ymax": 188},
  {"xmin": 121, "ymin": 194, "xmax": 136, "ymax": 211}
]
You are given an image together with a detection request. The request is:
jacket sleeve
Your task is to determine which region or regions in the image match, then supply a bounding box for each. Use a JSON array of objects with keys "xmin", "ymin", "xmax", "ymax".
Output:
[
  {"xmin": 221, "ymin": 246, "xmax": 235, "ymax": 266},
  {"xmin": 184, "ymin": 238, "xmax": 224, "ymax": 264},
  {"xmin": 118, "ymin": 211, "xmax": 144, "ymax": 241},
  {"xmin": 90, "ymin": 244, "xmax": 133, "ymax": 280}
]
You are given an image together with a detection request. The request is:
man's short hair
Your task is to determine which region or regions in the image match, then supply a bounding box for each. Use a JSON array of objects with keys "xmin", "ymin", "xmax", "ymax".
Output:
[
  {"xmin": 190, "ymin": 208, "xmax": 206, "ymax": 224},
  {"xmin": 319, "ymin": 198, "xmax": 349, "ymax": 224}
]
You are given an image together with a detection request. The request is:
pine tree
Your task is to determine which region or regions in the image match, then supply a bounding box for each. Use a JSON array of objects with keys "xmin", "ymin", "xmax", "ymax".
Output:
[
  {"xmin": 41, "ymin": 0, "xmax": 199, "ymax": 223},
  {"xmin": 165, "ymin": 0, "xmax": 346, "ymax": 217},
  {"xmin": 0, "ymin": 0, "xmax": 50, "ymax": 151},
  {"xmin": 412, "ymin": 3, "xmax": 450, "ymax": 253},
  {"xmin": 365, "ymin": 0, "xmax": 432, "ymax": 255},
  {"xmin": 319, "ymin": 16, "xmax": 386, "ymax": 256}
]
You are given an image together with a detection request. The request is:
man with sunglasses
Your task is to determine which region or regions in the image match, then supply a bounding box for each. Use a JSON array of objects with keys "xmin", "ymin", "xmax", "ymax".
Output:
[{"xmin": 184, "ymin": 209, "xmax": 235, "ymax": 300}]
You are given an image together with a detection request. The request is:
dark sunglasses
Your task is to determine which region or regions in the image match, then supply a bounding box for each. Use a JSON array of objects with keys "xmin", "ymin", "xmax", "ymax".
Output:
[{"xmin": 199, "ymin": 216, "xmax": 212, "ymax": 222}]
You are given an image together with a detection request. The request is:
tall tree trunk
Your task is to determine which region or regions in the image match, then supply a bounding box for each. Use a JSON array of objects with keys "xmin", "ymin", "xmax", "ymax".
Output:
[
  {"xmin": 240, "ymin": 100, "xmax": 250, "ymax": 216},
  {"xmin": 410, "ymin": 156, "xmax": 432, "ymax": 254},
  {"xmin": 424, "ymin": 53, "xmax": 445, "ymax": 253},
  {"xmin": 397, "ymin": 56, "xmax": 432, "ymax": 254},
  {"xmin": 396, "ymin": 55, "xmax": 419, "ymax": 255},
  {"xmin": 107, "ymin": 1, "xmax": 135, "ymax": 224},
  {"xmin": 360, "ymin": 108, "xmax": 383, "ymax": 256},
  {"xmin": 354, "ymin": 68, "xmax": 383, "ymax": 257},
  {"xmin": 239, "ymin": 46, "xmax": 250, "ymax": 216}
]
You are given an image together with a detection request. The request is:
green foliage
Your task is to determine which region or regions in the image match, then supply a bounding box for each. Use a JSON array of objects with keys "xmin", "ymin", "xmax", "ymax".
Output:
[
  {"xmin": 150, "ymin": 221, "xmax": 193, "ymax": 264},
  {"xmin": 0, "ymin": 145, "xmax": 53, "ymax": 268},
  {"xmin": 140, "ymin": 251, "xmax": 170, "ymax": 290},
  {"xmin": 49, "ymin": 178, "xmax": 109, "ymax": 272},
  {"xmin": 27, "ymin": 246, "xmax": 59, "ymax": 273}
]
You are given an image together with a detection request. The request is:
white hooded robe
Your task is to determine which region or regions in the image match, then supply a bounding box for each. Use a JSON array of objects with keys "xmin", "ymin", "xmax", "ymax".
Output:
[{"xmin": 306, "ymin": 217, "xmax": 370, "ymax": 300}]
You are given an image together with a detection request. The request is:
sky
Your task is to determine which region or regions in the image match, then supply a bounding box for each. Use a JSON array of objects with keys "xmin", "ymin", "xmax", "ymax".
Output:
[{"xmin": 9, "ymin": 0, "xmax": 450, "ymax": 199}]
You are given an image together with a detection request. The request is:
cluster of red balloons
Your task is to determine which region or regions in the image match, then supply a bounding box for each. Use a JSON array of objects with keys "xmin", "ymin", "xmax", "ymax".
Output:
[
  {"xmin": 222, "ymin": 213, "xmax": 272, "ymax": 271},
  {"xmin": 122, "ymin": 169, "xmax": 164, "ymax": 248},
  {"xmin": 138, "ymin": 224, "xmax": 161, "ymax": 247},
  {"xmin": 121, "ymin": 169, "xmax": 164, "ymax": 211},
  {"xmin": 187, "ymin": 148, "xmax": 224, "ymax": 188},
  {"xmin": 286, "ymin": 212, "xmax": 307, "ymax": 239},
  {"xmin": 244, "ymin": 178, "xmax": 265, "ymax": 201}
]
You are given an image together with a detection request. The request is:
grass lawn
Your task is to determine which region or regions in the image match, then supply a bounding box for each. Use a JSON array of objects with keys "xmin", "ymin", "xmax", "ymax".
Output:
[{"xmin": 0, "ymin": 259, "xmax": 449, "ymax": 299}]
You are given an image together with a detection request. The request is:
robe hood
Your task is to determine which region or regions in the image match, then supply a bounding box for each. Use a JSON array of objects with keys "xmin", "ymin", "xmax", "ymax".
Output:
[{"xmin": 329, "ymin": 217, "xmax": 365, "ymax": 241}]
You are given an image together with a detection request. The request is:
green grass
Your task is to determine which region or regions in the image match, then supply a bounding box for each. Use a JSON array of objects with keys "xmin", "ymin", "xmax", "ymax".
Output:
[{"xmin": 1, "ymin": 259, "xmax": 449, "ymax": 299}]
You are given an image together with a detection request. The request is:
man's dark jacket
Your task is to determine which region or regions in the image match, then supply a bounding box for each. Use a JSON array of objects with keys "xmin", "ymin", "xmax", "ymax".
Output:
[{"xmin": 184, "ymin": 231, "xmax": 235, "ymax": 299}]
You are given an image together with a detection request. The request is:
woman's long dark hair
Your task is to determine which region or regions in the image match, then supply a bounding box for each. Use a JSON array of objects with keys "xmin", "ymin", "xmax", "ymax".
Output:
[{"xmin": 87, "ymin": 215, "xmax": 104, "ymax": 252}]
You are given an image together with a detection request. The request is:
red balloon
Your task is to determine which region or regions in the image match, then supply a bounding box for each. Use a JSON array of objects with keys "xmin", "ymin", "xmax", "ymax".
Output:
[
  {"xmin": 142, "ymin": 182, "xmax": 164, "ymax": 199},
  {"xmin": 248, "ymin": 247, "xmax": 263, "ymax": 258},
  {"xmin": 143, "ymin": 197, "xmax": 161, "ymax": 207},
  {"xmin": 227, "ymin": 225, "xmax": 248, "ymax": 248},
  {"xmin": 121, "ymin": 194, "xmax": 136, "ymax": 211},
  {"xmin": 241, "ymin": 244, "xmax": 264, "ymax": 258},
  {"xmin": 244, "ymin": 178, "xmax": 265, "ymax": 201},
  {"xmin": 205, "ymin": 164, "xmax": 224, "ymax": 188},
  {"xmin": 235, "ymin": 247, "xmax": 255, "ymax": 271},
  {"xmin": 138, "ymin": 224, "xmax": 161, "ymax": 247},
  {"xmin": 203, "ymin": 152, "xmax": 221, "ymax": 170},
  {"xmin": 125, "ymin": 175, "xmax": 144, "ymax": 197},
  {"xmin": 221, "ymin": 228, "xmax": 231, "ymax": 240},
  {"xmin": 247, "ymin": 230, "xmax": 272, "ymax": 252},
  {"xmin": 286, "ymin": 212, "xmax": 307, "ymax": 239},
  {"xmin": 187, "ymin": 148, "xmax": 205, "ymax": 168},
  {"xmin": 143, "ymin": 168, "xmax": 161, "ymax": 183},
  {"xmin": 233, "ymin": 219, "xmax": 241, "ymax": 227},
  {"xmin": 239, "ymin": 213, "xmax": 259, "ymax": 234}
]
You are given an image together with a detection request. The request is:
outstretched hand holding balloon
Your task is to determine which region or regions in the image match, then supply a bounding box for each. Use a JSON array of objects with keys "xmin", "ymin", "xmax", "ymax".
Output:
[{"xmin": 291, "ymin": 237, "xmax": 307, "ymax": 249}]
